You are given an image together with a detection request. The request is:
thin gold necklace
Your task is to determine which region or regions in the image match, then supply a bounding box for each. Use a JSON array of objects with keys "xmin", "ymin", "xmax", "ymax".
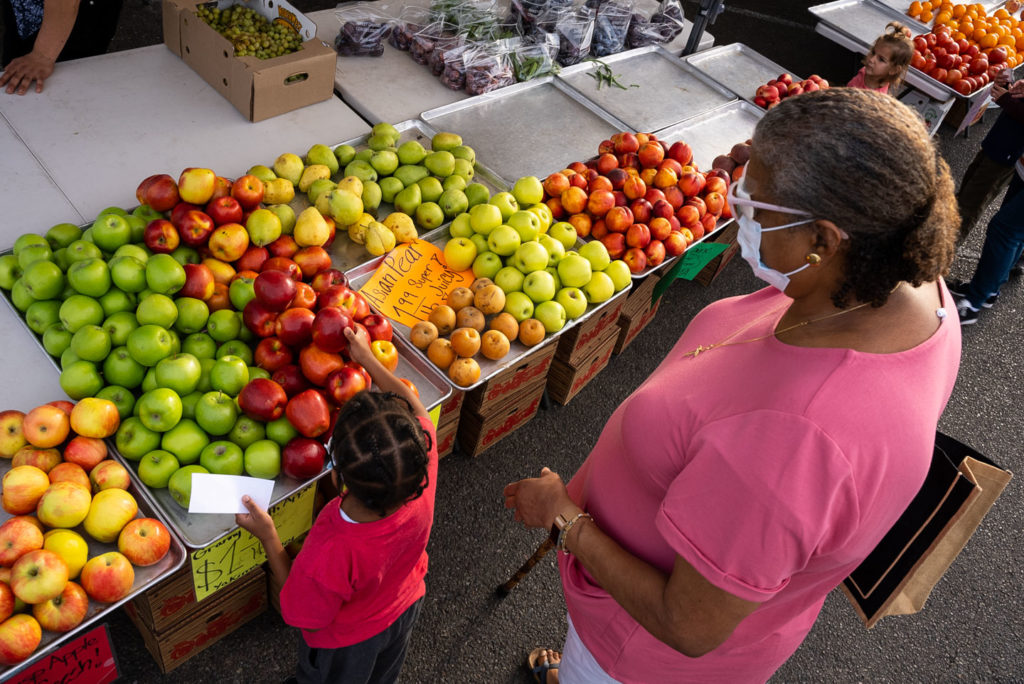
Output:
[{"xmin": 684, "ymin": 284, "xmax": 902, "ymax": 358}]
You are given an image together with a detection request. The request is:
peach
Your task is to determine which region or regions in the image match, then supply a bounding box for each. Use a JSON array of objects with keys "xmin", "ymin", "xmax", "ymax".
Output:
[
  {"xmin": 622, "ymin": 176, "xmax": 646, "ymax": 201},
  {"xmin": 667, "ymin": 141, "xmax": 693, "ymax": 166},
  {"xmin": 700, "ymin": 212, "xmax": 717, "ymax": 235},
  {"xmin": 630, "ymin": 199, "xmax": 653, "ymax": 225},
  {"xmin": 586, "ymin": 190, "xmax": 615, "ymax": 217},
  {"xmin": 601, "ymin": 233, "xmax": 627, "ymax": 260},
  {"xmin": 596, "ymin": 153, "xmax": 619, "ymax": 175},
  {"xmin": 649, "ymin": 217, "xmax": 673, "ymax": 241},
  {"xmin": 644, "ymin": 187, "xmax": 666, "ymax": 206},
  {"xmin": 640, "ymin": 167, "xmax": 657, "ymax": 186},
  {"xmin": 597, "ymin": 139, "xmax": 615, "ymax": 155},
  {"xmin": 543, "ymin": 173, "xmax": 571, "ymax": 198},
  {"xmin": 653, "ymin": 167, "xmax": 678, "ymax": 190},
  {"xmin": 638, "ymin": 141, "xmax": 665, "ymax": 169},
  {"xmin": 685, "ymin": 197, "xmax": 707, "ymax": 218},
  {"xmin": 704, "ymin": 175, "xmax": 729, "ymax": 196},
  {"xmin": 623, "ymin": 247, "xmax": 647, "ymax": 274},
  {"xmin": 604, "ymin": 206, "xmax": 634, "ymax": 234},
  {"xmin": 662, "ymin": 185, "xmax": 685, "ymax": 209},
  {"xmin": 678, "ymin": 172, "xmax": 706, "ymax": 198},
  {"xmin": 588, "ymin": 176, "xmax": 613, "ymax": 194},
  {"xmin": 606, "ymin": 168, "xmax": 629, "ymax": 190},
  {"xmin": 658, "ymin": 158, "xmax": 684, "ymax": 177},
  {"xmin": 560, "ymin": 187, "xmax": 589, "ymax": 215},
  {"xmin": 626, "ymin": 223, "xmax": 651, "ymax": 249},
  {"xmin": 568, "ymin": 173, "xmax": 588, "ymax": 190},
  {"xmin": 704, "ymin": 191, "xmax": 726, "ymax": 217},
  {"xmin": 645, "ymin": 239, "xmax": 666, "ymax": 267},
  {"xmin": 651, "ymin": 199, "xmax": 674, "ymax": 221},
  {"xmin": 568, "ymin": 214, "xmax": 593, "ymax": 238},
  {"xmin": 618, "ymin": 152, "xmax": 640, "ymax": 169},
  {"xmin": 664, "ymin": 231, "xmax": 688, "ymax": 256},
  {"xmin": 612, "ymin": 132, "xmax": 639, "ymax": 154},
  {"xmin": 545, "ymin": 197, "xmax": 565, "ymax": 220},
  {"xmin": 567, "ymin": 161, "xmax": 588, "ymax": 175},
  {"xmin": 590, "ymin": 218, "xmax": 608, "ymax": 240},
  {"xmin": 613, "ymin": 191, "xmax": 628, "ymax": 207}
]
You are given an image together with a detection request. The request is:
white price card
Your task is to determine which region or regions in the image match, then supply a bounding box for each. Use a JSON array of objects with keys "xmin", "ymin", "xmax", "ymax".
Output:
[{"xmin": 187, "ymin": 473, "xmax": 274, "ymax": 515}]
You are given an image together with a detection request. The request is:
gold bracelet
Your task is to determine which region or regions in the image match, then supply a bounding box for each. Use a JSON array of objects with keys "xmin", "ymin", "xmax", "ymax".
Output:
[{"xmin": 556, "ymin": 513, "xmax": 592, "ymax": 554}]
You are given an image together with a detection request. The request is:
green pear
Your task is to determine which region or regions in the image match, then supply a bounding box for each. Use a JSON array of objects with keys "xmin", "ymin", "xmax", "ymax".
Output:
[
  {"xmin": 431, "ymin": 132, "xmax": 463, "ymax": 151},
  {"xmin": 267, "ymin": 204, "xmax": 296, "ymax": 236},
  {"xmin": 247, "ymin": 165, "xmax": 277, "ymax": 183},
  {"xmin": 298, "ymin": 164, "xmax": 331, "ymax": 193},
  {"xmin": 424, "ymin": 151, "xmax": 456, "ymax": 178},
  {"xmin": 327, "ymin": 189, "xmax": 364, "ymax": 227},
  {"xmin": 305, "ymin": 143, "xmax": 340, "ymax": 176},
  {"xmin": 361, "ymin": 181, "xmax": 382, "ymax": 214},
  {"xmin": 367, "ymin": 133, "xmax": 395, "ymax": 151},
  {"xmin": 443, "ymin": 175, "xmax": 467, "ymax": 191},
  {"xmin": 379, "ymin": 177, "xmax": 405, "ymax": 203},
  {"xmin": 452, "ymin": 145, "xmax": 476, "ymax": 164},
  {"xmin": 438, "ymin": 189, "xmax": 469, "ymax": 219},
  {"xmin": 354, "ymin": 148, "xmax": 374, "ymax": 163},
  {"xmin": 414, "ymin": 202, "xmax": 445, "ymax": 231},
  {"xmin": 397, "ymin": 140, "xmax": 427, "ymax": 166},
  {"xmin": 306, "ymin": 178, "xmax": 337, "ymax": 206},
  {"xmin": 273, "ymin": 153, "xmax": 304, "ymax": 186},
  {"xmin": 333, "ymin": 144, "xmax": 356, "ymax": 167},
  {"xmin": 393, "ymin": 183, "xmax": 422, "ymax": 216},
  {"xmin": 453, "ymin": 158, "xmax": 475, "ymax": 182},
  {"xmin": 370, "ymin": 150, "xmax": 399, "ymax": 176},
  {"xmin": 393, "ymin": 165, "xmax": 430, "ymax": 188},
  {"xmin": 465, "ymin": 183, "xmax": 490, "ymax": 207},
  {"xmin": 372, "ymin": 122, "xmax": 401, "ymax": 144},
  {"xmin": 344, "ymin": 160, "xmax": 378, "ymax": 183},
  {"xmin": 416, "ymin": 176, "xmax": 444, "ymax": 203},
  {"xmin": 337, "ymin": 176, "xmax": 364, "ymax": 198}
]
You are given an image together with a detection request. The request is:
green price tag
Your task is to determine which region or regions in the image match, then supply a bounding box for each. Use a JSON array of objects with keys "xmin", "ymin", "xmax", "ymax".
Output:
[
  {"xmin": 652, "ymin": 242, "xmax": 730, "ymax": 303},
  {"xmin": 190, "ymin": 483, "xmax": 317, "ymax": 601}
]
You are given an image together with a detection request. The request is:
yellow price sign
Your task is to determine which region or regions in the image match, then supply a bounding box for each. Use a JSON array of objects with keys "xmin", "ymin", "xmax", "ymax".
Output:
[
  {"xmin": 190, "ymin": 483, "xmax": 317, "ymax": 601},
  {"xmin": 358, "ymin": 240, "xmax": 473, "ymax": 328},
  {"xmin": 428, "ymin": 404, "xmax": 441, "ymax": 428}
]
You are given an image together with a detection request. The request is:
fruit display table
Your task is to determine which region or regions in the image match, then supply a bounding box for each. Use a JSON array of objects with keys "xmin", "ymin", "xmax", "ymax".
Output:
[{"xmin": 0, "ymin": 45, "xmax": 368, "ymax": 224}]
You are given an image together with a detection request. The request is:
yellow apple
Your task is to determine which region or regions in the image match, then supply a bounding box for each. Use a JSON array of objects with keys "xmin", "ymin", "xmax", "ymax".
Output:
[
  {"xmin": 69, "ymin": 397, "xmax": 121, "ymax": 439},
  {"xmin": 36, "ymin": 482, "xmax": 92, "ymax": 529},
  {"xmin": 83, "ymin": 489, "xmax": 138, "ymax": 543},
  {"xmin": 43, "ymin": 530, "xmax": 88, "ymax": 579}
]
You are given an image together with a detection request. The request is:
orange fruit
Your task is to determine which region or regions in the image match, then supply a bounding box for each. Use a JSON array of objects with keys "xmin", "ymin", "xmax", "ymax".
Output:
[
  {"xmin": 449, "ymin": 327, "xmax": 481, "ymax": 358},
  {"xmin": 426, "ymin": 338, "xmax": 456, "ymax": 370},
  {"xmin": 448, "ymin": 357, "xmax": 481, "ymax": 387},
  {"xmin": 409, "ymin": 321, "xmax": 439, "ymax": 351},
  {"xmin": 518, "ymin": 319, "xmax": 546, "ymax": 347},
  {"xmin": 489, "ymin": 312, "xmax": 519, "ymax": 342},
  {"xmin": 428, "ymin": 304, "xmax": 457, "ymax": 336},
  {"xmin": 909, "ymin": 1, "xmax": 923, "ymax": 16},
  {"xmin": 480, "ymin": 330, "xmax": 510, "ymax": 361}
]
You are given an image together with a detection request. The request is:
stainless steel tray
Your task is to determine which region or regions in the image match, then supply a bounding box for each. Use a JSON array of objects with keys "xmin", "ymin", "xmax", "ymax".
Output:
[
  {"xmin": 345, "ymin": 231, "xmax": 633, "ymax": 392},
  {"xmin": 0, "ymin": 459, "xmax": 186, "ymax": 681},
  {"xmin": 809, "ymin": 0, "xmax": 930, "ymax": 48},
  {"xmin": 556, "ymin": 46, "xmax": 739, "ymax": 133},
  {"xmin": 420, "ymin": 77, "xmax": 632, "ymax": 187},
  {"xmin": 684, "ymin": 43, "xmax": 802, "ymax": 107},
  {"xmin": 655, "ymin": 100, "xmax": 765, "ymax": 171},
  {"xmin": 311, "ymin": 119, "xmax": 508, "ymax": 274}
]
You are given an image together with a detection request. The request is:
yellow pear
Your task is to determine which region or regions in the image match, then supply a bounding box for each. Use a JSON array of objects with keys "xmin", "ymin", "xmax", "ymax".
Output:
[
  {"xmin": 298, "ymin": 164, "xmax": 331, "ymax": 193},
  {"xmin": 263, "ymin": 177, "xmax": 295, "ymax": 205},
  {"xmin": 383, "ymin": 212, "xmax": 418, "ymax": 243},
  {"xmin": 327, "ymin": 189, "xmax": 364, "ymax": 227},
  {"xmin": 347, "ymin": 213, "xmax": 375, "ymax": 245},
  {"xmin": 293, "ymin": 207, "xmax": 330, "ymax": 247},
  {"xmin": 272, "ymin": 152, "xmax": 304, "ymax": 186},
  {"xmin": 365, "ymin": 221, "xmax": 397, "ymax": 256},
  {"xmin": 336, "ymin": 175, "xmax": 364, "ymax": 198}
]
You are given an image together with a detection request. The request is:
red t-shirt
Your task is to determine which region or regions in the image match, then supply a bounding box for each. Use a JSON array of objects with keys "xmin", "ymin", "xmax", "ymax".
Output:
[{"xmin": 279, "ymin": 416, "xmax": 438, "ymax": 648}]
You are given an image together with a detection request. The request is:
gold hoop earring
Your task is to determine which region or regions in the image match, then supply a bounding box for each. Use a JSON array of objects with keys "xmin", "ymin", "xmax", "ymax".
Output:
[{"xmin": 806, "ymin": 253, "xmax": 822, "ymax": 265}]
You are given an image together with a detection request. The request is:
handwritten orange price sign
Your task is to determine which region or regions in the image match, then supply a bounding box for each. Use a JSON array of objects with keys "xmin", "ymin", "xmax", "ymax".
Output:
[{"xmin": 358, "ymin": 240, "xmax": 473, "ymax": 328}]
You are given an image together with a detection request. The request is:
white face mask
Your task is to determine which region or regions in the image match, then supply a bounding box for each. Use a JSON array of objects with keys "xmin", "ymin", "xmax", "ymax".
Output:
[{"xmin": 728, "ymin": 175, "xmax": 819, "ymax": 293}]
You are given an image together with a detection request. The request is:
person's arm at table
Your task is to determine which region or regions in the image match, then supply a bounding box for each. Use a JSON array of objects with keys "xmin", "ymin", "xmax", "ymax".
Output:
[{"xmin": 1, "ymin": 0, "xmax": 81, "ymax": 95}]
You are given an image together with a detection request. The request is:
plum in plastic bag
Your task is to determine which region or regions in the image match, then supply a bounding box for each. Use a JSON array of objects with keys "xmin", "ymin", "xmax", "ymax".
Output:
[
  {"xmin": 556, "ymin": 7, "xmax": 595, "ymax": 66},
  {"xmin": 591, "ymin": 2, "xmax": 632, "ymax": 57},
  {"xmin": 335, "ymin": 20, "xmax": 391, "ymax": 57}
]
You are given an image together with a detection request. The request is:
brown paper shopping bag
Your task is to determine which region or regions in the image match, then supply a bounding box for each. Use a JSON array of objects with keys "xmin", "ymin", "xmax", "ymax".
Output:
[{"xmin": 841, "ymin": 431, "xmax": 1012, "ymax": 628}]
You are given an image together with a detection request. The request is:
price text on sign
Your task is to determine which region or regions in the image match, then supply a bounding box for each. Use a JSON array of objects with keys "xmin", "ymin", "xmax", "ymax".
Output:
[
  {"xmin": 8, "ymin": 624, "xmax": 118, "ymax": 684},
  {"xmin": 190, "ymin": 483, "xmax": 316, "ymax": 601},
  {"xmin": 358, "ymin": 240, "xmax": 473, "ymax": 328},
  {"xmin": 673, "ymin": 241, "xmax": 731, "ymax": 281}
]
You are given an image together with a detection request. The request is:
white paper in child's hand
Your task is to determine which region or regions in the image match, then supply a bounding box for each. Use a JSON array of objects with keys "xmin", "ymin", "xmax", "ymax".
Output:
[{"xmin": 188, "ymin": 474, "xmax": 274, "ymax": 514}]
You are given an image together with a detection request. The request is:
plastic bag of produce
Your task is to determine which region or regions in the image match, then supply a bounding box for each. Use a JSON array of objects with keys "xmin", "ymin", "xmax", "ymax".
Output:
[
  {"xmin": 410, "ymin": 19, "xmax": 455, "ymax": 65},
  {"xmin": 334, "ymin": 2, "xmax": 392, "ymax": 57},
  {"xmin": 446, "ymin": 0, "xmax": 505, "ymax": 40},
  {"xmin": 441, "ymin": 43, "xmax": 472, "ymax": 90},
  {"xmin": 555, "ymin": 6, "xmax": 596, "ymax": 66},
  {"xmin": 626, "ymin": 0, "xmax": 684, "ymax": 48},
  {"xmin": 431, "ymin": 34, "xmax": 465, "ymax": 76},
  {"xmin": 463, "ymin": 38, "xmax": 519, "ymax": 94},
  {"xmin": 511, "ymin": 33, "xmax": 559, "ymax": 81},
  {"xmin": 591, "ymin": 1, "xmax": 633, "ymax": 57},
  {"xmin": 389, "ymin": 5, "xmax": 432, "ymax": 51},
  {"xmin": 651, "ymin": 0, "xmax": 685, "ymax": 41}
]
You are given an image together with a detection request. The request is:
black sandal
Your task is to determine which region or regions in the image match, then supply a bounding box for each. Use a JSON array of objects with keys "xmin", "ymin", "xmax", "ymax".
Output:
[{"xmin": 527, "ymin": 647, "xmax": 560, "ymax": 684}]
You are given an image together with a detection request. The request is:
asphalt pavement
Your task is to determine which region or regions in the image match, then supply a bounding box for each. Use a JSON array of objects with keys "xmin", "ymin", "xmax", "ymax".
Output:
[{"xmin": 4, "ymin": 1, "xmax": 1022, "ymax": 682}]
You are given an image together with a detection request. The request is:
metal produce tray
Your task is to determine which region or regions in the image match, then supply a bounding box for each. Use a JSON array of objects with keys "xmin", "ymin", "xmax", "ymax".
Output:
[
  {"xmin": 420, "ymin": 77, "xmax": 631, "ymax": 187},
  {"xmin": 0, "ymin": 459, "xmax": 186, "ymax": 681},
  {"xmin": 345, "ymin": 232, "xmax": 633, "ymax": 392},
  {"xmin": 684, "ymin": 43, "xmax": 803, "ymax": 107},
  {"xmin": 655, "ymin": 100, "xmax": 765, "ymax": 171},
  {"xmin": 556, "ymin": 46, "xmax": 738, "ymax": 133},
  {"xmin": 313, "ymin": 119, "xmax": 508, "ymax": 274}
]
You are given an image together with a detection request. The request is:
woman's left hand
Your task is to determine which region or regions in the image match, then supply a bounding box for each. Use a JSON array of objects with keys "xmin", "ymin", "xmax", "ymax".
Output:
[{"xmin": 503, "ymin": 467, "xmax": 579, "ymax": 529}]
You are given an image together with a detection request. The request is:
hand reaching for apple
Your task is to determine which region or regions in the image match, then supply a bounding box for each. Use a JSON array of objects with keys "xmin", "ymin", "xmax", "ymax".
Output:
[
  {"xmin": 344, "ymin": 326, "xmax": 374, "ymax": 367},
  {"xmin": 503, "ymin": 467, "xmax": 580, "ymax": 530},
  {"xmin": 235, "ymin": 495, "xmax": 279, "ymax": 544}
]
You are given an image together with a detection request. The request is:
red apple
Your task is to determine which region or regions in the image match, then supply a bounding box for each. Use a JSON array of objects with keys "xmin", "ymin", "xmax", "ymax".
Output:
[
  {"xmin": 62, "ymin": 436, "xmax": 106, "ymax": 472},
  {"xmin": 79, "ymin": 552, "xmax": 133, "ymax": 603},
  {"xmin": 299, "ymin": 345, "xmax": 345, "ymax": 386},
  {"xmin": 254, "ymin": 270, "xmax": 297, "ymax": 311},
  {"xmin": 271, "ymin": 364, "xmax": 311, "ymax": 398},
  {"xmin": 291, "ymin": 282, "xmax": 318, "ymax": 310},
  {"xmin": 317, "ymin": 284, "xmax": 352, "ymax": 311},
  {"xmin": 10, "ymin": 549, "xmax": 68, "ymax": 604},
  {"xmin": 281, "ymin": 437, "xmax": 327, "ymax": 480},
  {"xmin": 0, "ymin": 517, "xmax": 43, "ymax": 567},
  {"xmin": 310, "ymin": 268, "xmax": 348, "ymax": 294},
  {"xmin": 345, "ymin": 361, "xmax": 372, "ymax": 390},
  {"xmin": 293, "ymin": 246, "xmax": 333, "ymax": 280},
  {"xmin": 326, "ymin": 366, "xmax": 368, "ymax": 407},
  {"xmin": 285, "ymin": 391, "xmax": 331, "ymax": 439},
  {"xmin": 361, "ymin": 314, "xmax": 393, "ymax": 343},
  {"xmin": 177, "ymin": 167, "xmax": 217, "ymax": 205},
  {"xmin": 144, "ymin": 219, "xmax": 180, "ymax": 254},
  {"xmin": 261, "ymin": 256, "xmax": 302, "ymax": 281},
  {"xmin": 32, "ymin": 580, "xmax": 88, "ymax": 633},
  {"xmin": 312, "ymin": 308, "xmax": 354, "ymax": 353},
  {"xmin": 238, "ymin": 378, "xmax": 289, "ymax": 422},
  {"xmin": 236, "ymin": 246, "xmax": 270, "ymax": 273},
  {"xmin": 231, "ymin": 174, "xmax": 265, "ymax": 210},
  {"xmin": 137, "ymin": 174, "xmax": 180, "ymax": 212},
  {"xmin": 254, "ymin": 337, "xmax": 294, "ymax": 372},
  {"xmin": 205, "ymin": 196, "xmax": 243, "ymax": 227},
  {"xmin": 180, "ymin": 263, "xmax": 216, "ymax": 301},
  {"xmin": 243, "ymin": 299, "xmax": 279, "ymax": 338},
  {"xmin": 275, "ymin": 307, "xmax": 316, "ymax": 347},
  {"xmin": 267, "ymin": 235, "xmax": 300, "ymax": 259},
  {"xmin": 0, "ymin": 614, "xmax": 42, "ymax": 665}
]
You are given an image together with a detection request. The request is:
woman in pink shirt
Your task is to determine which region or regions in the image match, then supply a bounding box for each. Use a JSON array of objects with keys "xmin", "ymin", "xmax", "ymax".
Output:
[{"xmin": 505, "ymin": 88, "xmax": 961, "ymax": 684}]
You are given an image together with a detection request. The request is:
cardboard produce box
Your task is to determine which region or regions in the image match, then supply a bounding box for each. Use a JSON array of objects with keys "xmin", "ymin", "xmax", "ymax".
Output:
[
  {"xmin": 548, "ymin": 328, "xmax": 618, "ymax": 406},
  {"xmin": 458, "ymin": 374, "xmax": 548, "ymax": 457},
  {"xmin": 462, "ymin": 343, "xmax": 557, "ymax": 416},
  {"xmin": 163, "ymin": 0, "xmax": 335, "ymax": 122}
]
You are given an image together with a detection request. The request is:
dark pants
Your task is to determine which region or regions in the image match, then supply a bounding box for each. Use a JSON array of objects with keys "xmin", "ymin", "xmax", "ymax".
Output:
[
  {"xmin": 955, "ymin": 149, "xmax": 1017, "ymax": 245},
  {"xmin": 296, "ymin": 598, "xmax": 423, "ymax": 684},
  {"xmin": 963, "ymin": 174, "xmax": 1024, "ymax": 309},
  {"xmin": 1, "ymin": 0, "xmax": 124, "ymax": 66}
]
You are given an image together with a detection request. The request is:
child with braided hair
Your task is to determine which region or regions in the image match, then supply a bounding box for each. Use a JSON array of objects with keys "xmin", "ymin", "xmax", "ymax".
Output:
[
  {"xmin": 236, "ymin": 326, "xmax": 437, "ymax": 684},
  {"xmin": 847, "ymin": 22, "xmax": 913, "ymax": 95}
]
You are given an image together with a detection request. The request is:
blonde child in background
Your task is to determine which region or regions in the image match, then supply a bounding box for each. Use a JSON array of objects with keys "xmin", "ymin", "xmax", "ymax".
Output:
[{"xmin": 848, "ymin": 22, "xmax": 914, "ymax": 94}]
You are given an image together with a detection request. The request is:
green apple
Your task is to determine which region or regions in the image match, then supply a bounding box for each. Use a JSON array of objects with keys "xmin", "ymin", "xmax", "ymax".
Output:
[
  {"xmin": 513, "ymin": 242, "xmax": 549, "ymax": 274},
  {"xmin": 556, "ymin": 287, "xmax": 588, "ymax": 320},
  {"xmin": 102, "ymin": 311, "xmax": 139, "ymax": 347},
  {"xmin": 216, "ymin": 340, "xmax": 254, "ymax": 366},
  {"xmin": 52, "ymin": 248, "xmax": 70, "ymax": 272},
  {"xmin": 206, "ymin": 309, "xmax": 241, "ymax": 342},
  {"xmin": 244, "ymin": 440, "xmax": 281, "ymax": 479},
  {"xmin": 137, "ymin": 388, "xmax": 183, "ymax": 432},
  {"xmin": 171, "ymin": 246, "xmax": 200, "ymax": 265},
  {"xmin": 161, "ymin": 418, "xmax": 209, "ymax": 465},
  {"xmin": 180, "ymin": 391, "xmax": 203, "ymax": 420},
  {"xmin": 64, "ymin": 239, "xmax": 103, "ymax": 265},
  {"xmin": 442, "ymin": 238, "xmax": 477, "ymax": 272},
  {"xmin": 10, "ymin": 279, "xmax": 36, "ymax": 312},
  {"xmin": 67, "ymin": 258, "xmax": 111, "ymax": 298},
  {"xmin": 174, "ymin": 297, "xmax": 209, "ymax": 335},
  {"xmin": 228, "ymin": 416, "xmax": 266, "ymax": 449},
  {"xmin": 544, "ymin": 266, "xmax": 562, "ymax": 291},
  {"xmin": 155, "ymin": 353, "xmax": 203, "ymax": 396},
  {"xmin": 200, "ymin": 440, "xmax": 244, "ymax": 476},
  {"xmin": 210, "ymin": 356, "xmax": 249, "ymax": 396},
  {"xmin": 136, "ymin": 293, "xmax": 178, "ymax": 329},
  {"xmin": 42, "ymin": 322, "xmax": 73, "ymax": 357},
  {"xmin": 168, "ymin": 465, "xmax": 209, "ymax": 509},
  {"xmin": 605, "ymin": 260, "xmax": 632, "ymax": 292},
  {"xmin": 70, "ymin": 324, "xmax": 111, "ymax": 362},
  {"xmin": 449, "ymin": 213, "xmax": 474, "ymax": 239},
  {"xmin": 25, "ymin": 299, "xmax": 61, "ymax": 335},
  {"xmin": 469, "ymin": 203, "xmax": 502, "ymax": 236},
  {"xmin": 13, "ymin": 233, "xmax": 48, "ymax": 256},
  {"xmin": 141, "ymin": 367, "xmax": 159, "ymax": 393},
  {"xmin": 578, "ymin": 241, "xmax": 611, "ymax": 272},
  {"xmin": 583, "ymin": 271, "xmax": 615, "ymax": 305},
  {"xmin": 195, "ymin": 391, "xmax": 238, "ymax": 436},
  {"xmin": 266, "ymin": 416, "xmax": 299, "ymax": 446},
  {"xmin": 526, "ymin": 203, "xmax": 553, "ymax": 232},
  {"xmin": 113, "ymin": 243, "xmax": 149, "ymax": 263},
  {"xmin": 490, "ymin": 192, "xmax": 519, "ymax": 221},
  {"xmin": 125, "ymin": 215, "xmax": 148, "ymax": 244},
  {"xmin": 138, "ymin": 450, "xmax": 180, "ymax": 489},
  {"xmin": 17, "ymin": 244, "xmax": 53, "ymax": 269},
  {"xmin": 127, "ymin": 324, "xmax": 174, "ymax": 367},
  {"xmin": 0, "ymin": 254, "xmax": 23, "ymax": 290},
  {"xmin": 507, "ymin": 210, "xmax": 541, "ymax": 243},
  {"xmin": 96, "ymin": 206, "xmax": 128, "ymax": 219},
  {"xmin": 464, "ymin": 183, "xmax": 490, "ymax": 208},
  {"xmin": 557, "ymin": 253, "xmax": 593, "ymax": 289},
  {"xmin": 132, "ymin": 204, "xmax": 163, "ymax": 224},
  {"xmin": 534, "ymin": 300, "xmax": 567, "ymax": 333},
  {"xmin": 503, "ymin": 291, "xmax": 535, "ymax": 322},
  {"xmin": 548, "ymin": 222, "xmax": 579, "ymax": 251},
  {"xmin": 103, "ymin": 346, "xmax": 146, "ymax": 389},
  {"xmin": 59, "ymin": 360, "xmax": 104, "ymax": 399},
  {"xmin": 472, "ymin": 252, "xmax": 503, "ymax": 280},
  {"xmin": 227, "ymin": 276, "xmax": 256, "ymax": 313},
  {"xmin": 196, "ymin": 358, "xmax": 216, "ymax": 393},
  {"xmin": 538, "ymin": 235, "xmax": 566, "ymax": 267},
  {"xmin": 145, "ymin": 254, "xmax": 186, "ymax": 295},
  {"xmin": 21, "ymin": 259, "xmax": 64, "ymax": 300},
  {"xmin": 512, "ymin": 175, "xmax": 544, "ymax": 207},
  {"xmin": 115, "ymin": 416, "xmax": 161, "ymax": 461},
  {"xmin": 182, "ymin": 332, "xmax": 217, "ymax": 360},
  {"xmin": 99, "ymin": 288, "xmax": 136, "ymax": 316},
  {"xmin": 522, "ymin": 270, "xmax": 557, "ymax": 304},
  {"xmin": 108, "ymin": 255, "xmax": 147, "ymax": 293},
  {"xmin": 494, "ymin": 266, "xmax": 526, "ymax": 293},
  {"xmin": 90, "ymin": 214, "xmax": 131, "ymax": 252},
  {"xmin": 60, "ymin": 348, "xmax": 80, "ymax": 371},
  {"xmin": 59, "ymin": 295, "xmax": 104, "ymax": 333},
  {"xmin": 46, "ymin": 223, "xmax": 82, "ymax": 249},
  {"xmin": 486, "ymin": 225, "xmax": 521, "ymax": 257},
  {"xmin": 248, "ymin": 366, "xmax": 271, "ymax": 381},
  {"xmin": 166, "ymin": 328, "xmax": 181, "ymax": 356},
  {"xmin": 469, "ymin": 233, "xmax": 488, "ymax": 256},
  {"xmin": 95, "ymin": 384, "xmax": 135, "ymax": 419}
]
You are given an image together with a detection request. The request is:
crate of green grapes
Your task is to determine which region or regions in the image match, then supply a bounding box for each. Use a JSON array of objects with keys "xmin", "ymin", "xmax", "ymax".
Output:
[{"xmin": 163, "ymin": 0, "xmax": 336, "ymax": 122}]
